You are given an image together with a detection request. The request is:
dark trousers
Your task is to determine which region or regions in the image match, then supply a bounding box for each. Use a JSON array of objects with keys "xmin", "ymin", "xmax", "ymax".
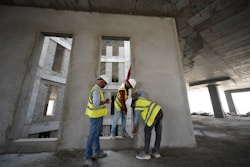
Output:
[{"xmin": 144, "ymin": 109, "xmax": 163, "ymax": 154}]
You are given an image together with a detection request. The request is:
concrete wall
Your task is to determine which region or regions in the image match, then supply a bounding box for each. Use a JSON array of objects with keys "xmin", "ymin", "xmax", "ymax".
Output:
[{"xmin": 0, "ymin": 6, "xmax": 195, "ymax": 152}]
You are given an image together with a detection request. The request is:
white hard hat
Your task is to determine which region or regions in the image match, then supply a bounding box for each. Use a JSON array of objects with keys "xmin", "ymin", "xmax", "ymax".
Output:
[
  {"xmin": 128, "ymin": 79, "xmax": 136, "ymax": 88},
  {"xmin": 99, "ymin": 75, "xmax": 110, "ymax": 84}
]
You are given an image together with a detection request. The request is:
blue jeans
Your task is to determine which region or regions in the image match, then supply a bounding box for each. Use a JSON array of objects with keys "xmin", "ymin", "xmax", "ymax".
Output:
[
  {"xmin": 84, "ymin": 117, "xmax": 103, "ymax": 160},
  {"xmin": 111, "ymin": 108, "xmax": 127, "ymax": 134}
]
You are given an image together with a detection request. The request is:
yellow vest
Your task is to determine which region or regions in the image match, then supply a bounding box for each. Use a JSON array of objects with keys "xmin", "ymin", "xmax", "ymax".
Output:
[
  {"xmin": 85, "ymin": 85, "xmax": 108, "ymax": 118},
  {"xmin": 134, "ymin": 97, "xmax": 161, "ymax": 127},
  {"xmin": 114, "ymin": 83, "xmax": 128, "ymax": 111}
]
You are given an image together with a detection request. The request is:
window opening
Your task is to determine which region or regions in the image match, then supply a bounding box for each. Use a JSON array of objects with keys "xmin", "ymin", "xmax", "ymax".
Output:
[
  {"xmin": 43, "ymin": 85, "xmax": 58, "ymax": 116},
  {"xmin": 112, "ymin": 62, "xmax": 119, "ymax": 82},
  {"xmin": 99, "ymin": 36, "xmax": 132, "ymax": 137},
  {"xmin": 52, "ymin": 44, "xmax": 64, "ymax": 72},
  {"xmin": 23, "ymin": 33, "xmax": 73, "ymax": 139}
]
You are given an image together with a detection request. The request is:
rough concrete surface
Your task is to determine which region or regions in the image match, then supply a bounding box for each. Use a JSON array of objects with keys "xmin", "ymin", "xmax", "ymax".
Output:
[
  {"xmin": 1, "ymin": 115, "xmax": 250, "ymax": 167},
  {"xmin": 0, "ymin": 6, "xmax": 194, "ymax": 149}
]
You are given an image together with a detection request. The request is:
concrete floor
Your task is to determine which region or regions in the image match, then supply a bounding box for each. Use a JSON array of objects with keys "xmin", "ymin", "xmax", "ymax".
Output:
[{"xmin": 1, "ymin": 115, "xmax": 250, "ymax": 167}]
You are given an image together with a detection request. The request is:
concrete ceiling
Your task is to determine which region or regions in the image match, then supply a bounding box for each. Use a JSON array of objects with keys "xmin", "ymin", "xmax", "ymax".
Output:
[{"xmin": 1, "ymin": 0, "xmax": 250, "ymax": 90}]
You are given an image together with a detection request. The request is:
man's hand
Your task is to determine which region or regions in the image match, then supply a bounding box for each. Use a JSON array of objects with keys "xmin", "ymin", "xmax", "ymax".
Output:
[
  {"xmin": 105, "ymin": 98, "xmax": 110, "ymax": 104},
  {"xmin": 131, "ymin": 125, "xmax": 137, "ymax": 134},
  {"xmin": 100, "ymin": 98, "xmax": 110, "ymax": 105},
  {"xmin": 123, "ymin": 110, "xmax": 127, "ymax": 115}
]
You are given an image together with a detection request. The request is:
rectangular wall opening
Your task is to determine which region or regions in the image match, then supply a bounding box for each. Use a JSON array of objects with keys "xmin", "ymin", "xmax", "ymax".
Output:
[
  {"xmin": 43, "ymin": 85, "xmax": 58, "ymax": 116},
  {"xmin": 99, "ymin": 36, "xmax": 132, "ymax": 137},
  {"xmin": 52, "ymin": 44, "xmax": 64, "ymax": 72},
  {"xmin": 22, "ymin": 33, "xmax": 73, "ymax": 139}
]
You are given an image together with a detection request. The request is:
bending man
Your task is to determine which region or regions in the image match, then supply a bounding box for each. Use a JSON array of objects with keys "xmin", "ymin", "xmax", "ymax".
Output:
[{"xmin": 131, "ymin": 91, "xmax": 164, "ymax": 160}]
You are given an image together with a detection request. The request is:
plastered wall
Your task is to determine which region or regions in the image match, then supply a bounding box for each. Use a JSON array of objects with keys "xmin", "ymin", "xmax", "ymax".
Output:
[{"xmin": 0, "ymin": 6, "xmax": 195, "ymax": 152}]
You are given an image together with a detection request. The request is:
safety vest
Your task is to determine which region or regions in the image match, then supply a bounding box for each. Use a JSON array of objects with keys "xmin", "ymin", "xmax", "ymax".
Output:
[
  {"xmin": 114, "ymin": 83, "xmax": 128, "ymax": 111},
  {"xmin": 134, "ymin": 97, "xmax": 161, "ymax": 127},
  {"xmin": 85, "ymin": 85, "xmax": 108, "ymax": 118}
]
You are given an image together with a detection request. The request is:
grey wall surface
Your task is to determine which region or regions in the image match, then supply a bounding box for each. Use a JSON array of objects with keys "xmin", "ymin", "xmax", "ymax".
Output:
[{"xmin": 0, "ymin": 6, "xmax": 195, "ymax": 152}]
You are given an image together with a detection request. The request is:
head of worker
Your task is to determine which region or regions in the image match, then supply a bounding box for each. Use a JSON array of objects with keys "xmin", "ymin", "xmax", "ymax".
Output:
[
  {"xmin": 126, "ymin": 78, "xmax": 136, "ymax": 89},
  {"xmin": 131, "ymin": 91, "xmax": 145, "ymax": 109},
  {"xmin": 97, "ymin": 74, "xmax": 110, "ymax": 88}
]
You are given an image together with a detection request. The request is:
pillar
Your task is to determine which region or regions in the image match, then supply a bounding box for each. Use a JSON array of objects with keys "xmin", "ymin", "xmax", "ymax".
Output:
[
  {"xmin": 207, "ymin": 84, "xmax": 225, "ymax": 118},
  {"xmin": 224, "ymin": 91, "xmax": 237, "ymax": 115}
]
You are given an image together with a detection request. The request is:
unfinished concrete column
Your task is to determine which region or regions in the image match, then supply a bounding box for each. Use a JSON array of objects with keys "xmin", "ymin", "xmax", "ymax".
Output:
[
  {"xmin": 207, "ymin": 84, "xmax": 225, "ymax": 118},
  {"xmin": 224, "ymin": 91, "xmax": 237, "ymax": 115}
]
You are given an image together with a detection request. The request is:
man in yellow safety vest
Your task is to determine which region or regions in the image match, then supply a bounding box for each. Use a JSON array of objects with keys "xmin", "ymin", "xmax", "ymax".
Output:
[
  {"xmin": 110, "ymin": 78, "xmax": 136, "ymax": 139},
  {"xmin": 131, "ymin": 91, "xmax": 164, "ymax": 160},
  {"xmin": 84, "ymin": 75, "xmax": 110, "ymax": 167}
]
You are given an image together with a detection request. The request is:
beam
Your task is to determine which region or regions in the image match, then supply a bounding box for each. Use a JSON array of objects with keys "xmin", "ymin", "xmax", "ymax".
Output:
[{"xmin": 189, "ymin": 76, "xmax": 230, "ymax": 87}]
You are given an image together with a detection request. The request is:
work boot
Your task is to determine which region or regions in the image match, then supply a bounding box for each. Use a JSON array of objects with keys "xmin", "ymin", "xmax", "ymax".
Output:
[
  {"xmin": 111, "ymin": 133, "xmax": 116, "ymax": 140},
  {"xmin": 93, "ymin": 150, "xmax": 107, "ymax": 159},
  {"xmin": 83, "ymin": 158, "xmax": 99, "ymax": 167},
  {"xmin": 136, "ymin": 151, "xmax": 151, "ymax": 160}
]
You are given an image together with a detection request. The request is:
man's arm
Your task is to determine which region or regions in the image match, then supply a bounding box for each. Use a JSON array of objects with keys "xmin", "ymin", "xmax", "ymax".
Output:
[
  {"xmin": 132, "ymin": 110, "xmax": 140, "ymax": 133},
  {"xmin": 92, "ymin": 89, "xmax": 100, "ymax": 106},
  {"xmin": 133, "ymin": 110, "xmax": 140, "ymax": 126},
  {"xmin": 119, "ymin": 90, "xmax": 127, "ymax": 113},
  {"xmin": 93, "ymin": 89, "xmax": 110, "ymax": 106}
]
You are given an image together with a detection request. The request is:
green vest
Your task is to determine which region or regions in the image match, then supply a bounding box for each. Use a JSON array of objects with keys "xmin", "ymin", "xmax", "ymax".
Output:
[
  {"xmin": 134, "ymin": 97, "xmax": 161, "ymax": 127},
  {"xmin": 114, "ymin": 83, "xmax": 128, "ymax": 111},
  {"xmin": 85, "ymin": 85, "xmax": 108, "ymax": 118}
]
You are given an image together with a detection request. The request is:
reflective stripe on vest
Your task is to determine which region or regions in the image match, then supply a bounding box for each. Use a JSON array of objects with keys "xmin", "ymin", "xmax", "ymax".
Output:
[
  {"xmin": 134, "ymin": 97, "xmax": 161, "ymax": 127},
  {"xmin": 85, "ymin": 85, "xmax": 108, "ymax": 118},
  {"xmin": 114, "ymin": 83, "xmax": 128, "ymax": 111}
]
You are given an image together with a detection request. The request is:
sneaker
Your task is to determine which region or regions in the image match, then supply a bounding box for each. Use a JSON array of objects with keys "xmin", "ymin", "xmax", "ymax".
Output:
[
  {"xmin": 111, "ymin": 133, "xmax": 116, "ymax": 140},
  {"xmin": 136, "ymin": 151, "xmax": 151, "ymax": 160},
  {"xmin": 83, "ymin": 158, "xmax": 99, "ymax": 167},
  {"xmin": 93, "ymin": 151, "xmax": 107, "ymax": 159},
  {"xmin": 122, "ymin": 132, "xmax": 130, "ymax": 138},
  {"xmin": 151, "ymin": 152, "xmax": 161, "ymax": 158}
]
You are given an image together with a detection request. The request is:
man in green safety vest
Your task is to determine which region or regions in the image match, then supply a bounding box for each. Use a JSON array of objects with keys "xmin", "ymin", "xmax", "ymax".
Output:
[
  {"xmin": 84, "ymin": 75, "xmax": 110, "ymax": 167},
  {"xmin": 131, "ymin": 91, "xmax": 164, "ymax": 160},
  {"xmin": 110, "ymin": 78, "xmax": 136, "ymax": 139}
]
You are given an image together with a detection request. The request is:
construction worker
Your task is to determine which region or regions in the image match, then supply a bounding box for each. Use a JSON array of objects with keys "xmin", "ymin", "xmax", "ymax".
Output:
[
  {"xmin": 110, "ymin": 79, "xmax": 136, "ymax": 139},
  {"xmin": 84, "ymin": 75, "xmax": 110, "ymax": 167},
  {"xmin": 131, "ymin": 91, "xmax": 163, "ymax": 160}
]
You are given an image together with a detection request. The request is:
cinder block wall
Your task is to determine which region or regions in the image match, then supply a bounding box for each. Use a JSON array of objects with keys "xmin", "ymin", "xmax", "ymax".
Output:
[{"xmin": 0, "ymin": 6, "xmax": 195, "ymax": 153}]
